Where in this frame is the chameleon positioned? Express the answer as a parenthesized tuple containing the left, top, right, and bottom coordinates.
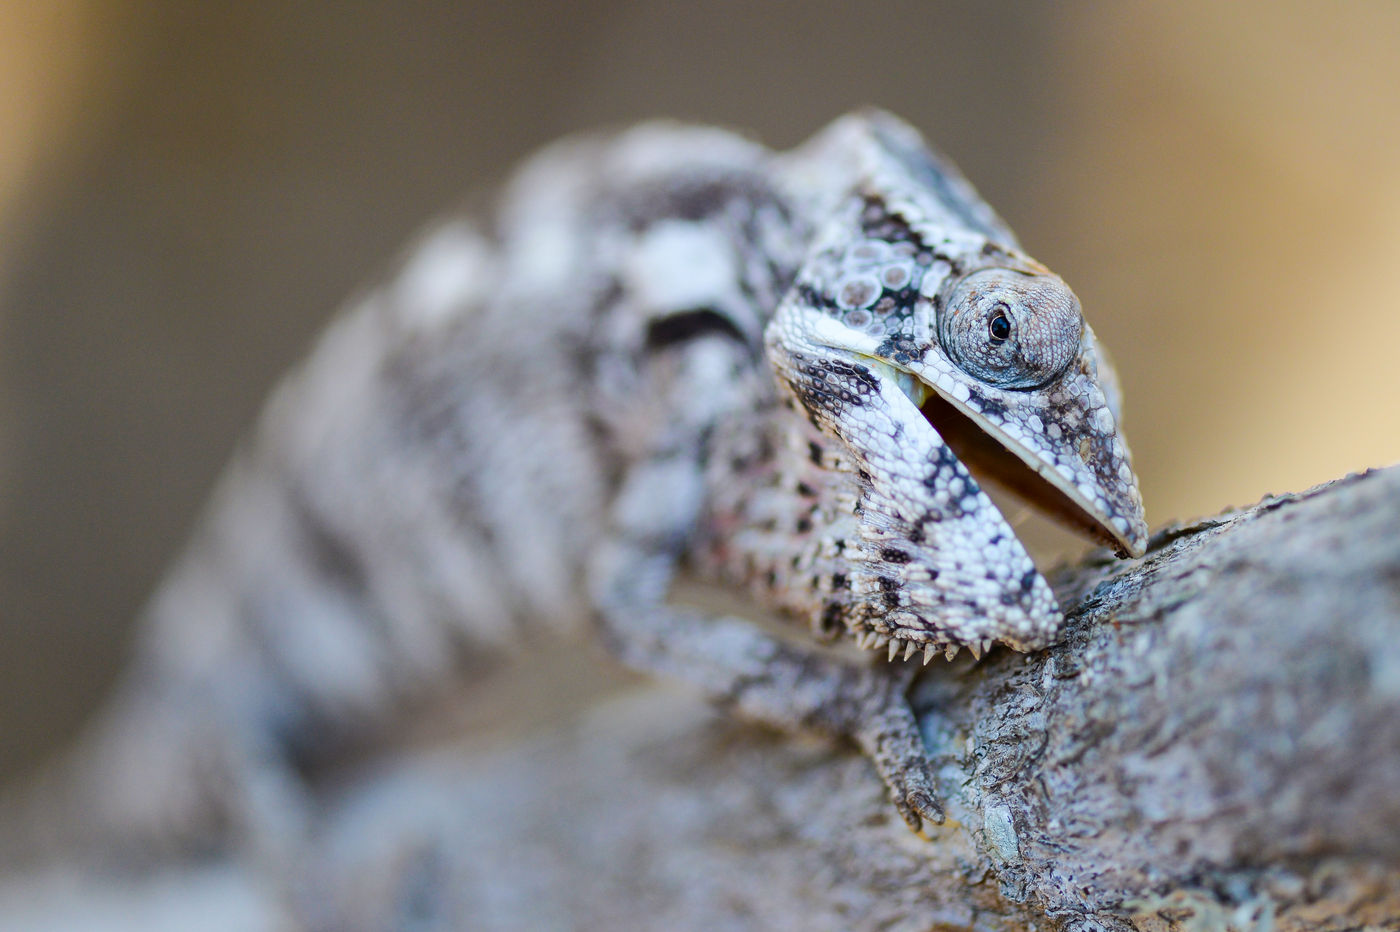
(7, 110, 1146, 870)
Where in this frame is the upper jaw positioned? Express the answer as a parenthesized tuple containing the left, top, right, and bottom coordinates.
(861, 352, 1147, 560)
(901, 353, 1147, 559)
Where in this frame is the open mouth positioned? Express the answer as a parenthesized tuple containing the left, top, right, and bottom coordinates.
(917, 389, 1129, 555)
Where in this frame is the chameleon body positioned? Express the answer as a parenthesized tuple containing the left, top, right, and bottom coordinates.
(15, 111, 1146, 865)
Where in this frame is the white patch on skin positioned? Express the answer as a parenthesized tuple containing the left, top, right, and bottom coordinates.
(394, 222, 492, 328)
(626, 220, 738, 314)
(511, 223, 579, 293)
(806, 313, 881, 356)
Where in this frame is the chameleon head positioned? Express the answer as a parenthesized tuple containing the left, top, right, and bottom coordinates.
(765, 121, 1146, 660)
(768, 252, 1146, 660)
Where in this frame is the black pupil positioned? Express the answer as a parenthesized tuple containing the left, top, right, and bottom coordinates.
(989, 313, 1011, 341)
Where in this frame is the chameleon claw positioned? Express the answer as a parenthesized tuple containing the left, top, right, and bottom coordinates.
(893, 787, 946, 834)
(909, 790, 945, 827)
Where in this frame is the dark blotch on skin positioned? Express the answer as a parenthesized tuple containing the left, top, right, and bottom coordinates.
(755, 432, 774, 463)
(293, 487, 369, 598)
(644, 308, 746, 352)
(881, 547, 911, 564)
(975, 396, 1007, 421)
(857, 195, 922, 247)
(621, 174, 774, 229)
(873, 335, 922, 362)
(795, 282, 824, 308)
(661, 180, 730, 222)
(820, 602, 844, 635)
(823, 358, 880, 395)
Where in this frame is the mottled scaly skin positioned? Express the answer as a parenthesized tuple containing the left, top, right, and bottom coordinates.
(7, 112, 1145, 882)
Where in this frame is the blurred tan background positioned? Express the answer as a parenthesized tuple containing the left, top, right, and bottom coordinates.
(1, 2, 1398, 782)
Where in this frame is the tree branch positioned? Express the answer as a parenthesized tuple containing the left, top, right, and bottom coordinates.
(5, 467, 1399, 931)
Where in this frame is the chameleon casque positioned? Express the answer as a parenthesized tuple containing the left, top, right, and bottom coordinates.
(14, 111, 1146, 867)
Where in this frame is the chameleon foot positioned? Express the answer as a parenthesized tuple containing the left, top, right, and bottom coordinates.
(852, 686, 944, 833)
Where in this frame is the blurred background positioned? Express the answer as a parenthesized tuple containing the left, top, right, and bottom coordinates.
(1, 1, 1398, 783)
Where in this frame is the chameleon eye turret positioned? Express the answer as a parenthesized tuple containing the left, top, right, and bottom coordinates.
(938, 268, 1083, 390)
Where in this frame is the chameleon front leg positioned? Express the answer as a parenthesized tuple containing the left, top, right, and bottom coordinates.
(588, 448, 944, 832)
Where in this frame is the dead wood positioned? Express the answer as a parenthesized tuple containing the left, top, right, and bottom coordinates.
(4, 466, 1400, 931)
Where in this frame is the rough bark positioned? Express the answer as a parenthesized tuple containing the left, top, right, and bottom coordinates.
(4, 466, 1400, 931)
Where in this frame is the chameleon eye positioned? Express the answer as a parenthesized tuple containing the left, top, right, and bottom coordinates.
(988, 311, 1011, 342)
(938, 268, 1082, 390)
